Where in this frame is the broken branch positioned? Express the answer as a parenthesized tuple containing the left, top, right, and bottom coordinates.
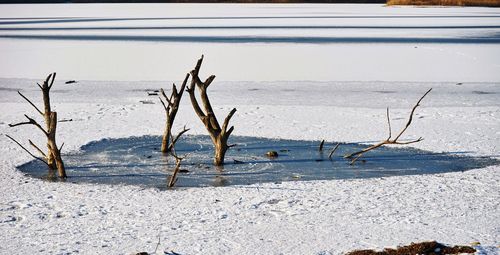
(344, 88, 432, 164)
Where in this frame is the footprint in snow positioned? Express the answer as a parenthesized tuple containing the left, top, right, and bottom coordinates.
(0, 215, 19, 223)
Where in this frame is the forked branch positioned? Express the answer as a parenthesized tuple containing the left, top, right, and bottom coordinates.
(167, 134, 187, 188)
(160, 73, 190, 153)
(167, 125, 190, 152)
(344, 88, 432, 164)
(187, 55, 237, 166)
(167, 156, 183, 188)
(9, 114, 48, 136)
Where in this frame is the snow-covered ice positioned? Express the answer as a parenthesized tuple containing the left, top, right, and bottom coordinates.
(0, 3, 499, 255)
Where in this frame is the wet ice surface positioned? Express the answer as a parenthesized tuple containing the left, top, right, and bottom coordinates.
(18, 135, 498, 189)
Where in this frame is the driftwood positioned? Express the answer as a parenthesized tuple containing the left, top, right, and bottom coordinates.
(159, 73, 190, 153)
(344, 88, 432, 165)
(8, 73, 66, 178)
(187, 55, 237, 166)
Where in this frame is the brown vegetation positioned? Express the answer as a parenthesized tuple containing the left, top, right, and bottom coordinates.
(346, 241, 476, 255)
(387, 0, 500, 7)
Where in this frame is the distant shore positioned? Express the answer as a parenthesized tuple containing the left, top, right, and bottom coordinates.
(387, 0, 500, 7)
(0, 0, 387, 4)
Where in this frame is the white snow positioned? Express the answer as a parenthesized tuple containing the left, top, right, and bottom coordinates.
(0, 3, 499, 255)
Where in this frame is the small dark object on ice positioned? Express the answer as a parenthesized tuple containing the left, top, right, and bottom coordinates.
(266, 151, 278, 158)
(179, 169, 189, 173)
(319, 139, 325, 151)
(345, 241, 476, 255)
(132, 252, 148, 255)
(140, 100, 155, 104)
(65, 80, 77, 84)
(165, 251, 181, 255)
(233, 159, 244, 164)
(147, 92, 159, 96)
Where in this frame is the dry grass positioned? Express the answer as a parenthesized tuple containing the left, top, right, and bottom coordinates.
(387, 0, 500, 7)
(346, 241, 476, 255)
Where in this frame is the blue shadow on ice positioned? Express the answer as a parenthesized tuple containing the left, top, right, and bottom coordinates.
(17, 135, 499, 189)
(2, 34, 500, 44)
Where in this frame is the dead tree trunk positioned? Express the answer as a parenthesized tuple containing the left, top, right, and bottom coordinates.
(159, 73, 190, 153)
(187, 55, 237, 166)
(344, 88, 432, 165)
(8, 73, 66, 178)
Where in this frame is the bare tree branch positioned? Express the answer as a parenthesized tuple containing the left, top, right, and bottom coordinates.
(167, 157, 182, 188)
(167, 137, 186, 188)
(187, 73, 206, 119)
(47, 72, 56, 90)
(160, 73, 190, 153)
(17, 91, 43, 116)
(29, 139, 47, 158)
(344, 88, 432, 164)
(9, 115, 48, 136)
(167, 126, 190, 152)
(221, 108, 237, 134)
(319, 140, 325, 152)
(5, 134, 49, 166)
(160, 88, 173, 108)
(159, 96, 169, 114)
(393, 88, 432, 142)
(386, 107, 392, 140)
(328, 143, 341, 159)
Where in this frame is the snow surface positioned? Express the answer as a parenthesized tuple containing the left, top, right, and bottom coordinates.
(0, 3, 499, 255)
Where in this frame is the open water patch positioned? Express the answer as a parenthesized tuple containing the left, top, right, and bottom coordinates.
(17, 135, 498, 189)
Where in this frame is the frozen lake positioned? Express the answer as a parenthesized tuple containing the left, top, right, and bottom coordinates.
(1, 4, 500, 82)
(18, 135, 498, 189)
(1, 4, 500, 255)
